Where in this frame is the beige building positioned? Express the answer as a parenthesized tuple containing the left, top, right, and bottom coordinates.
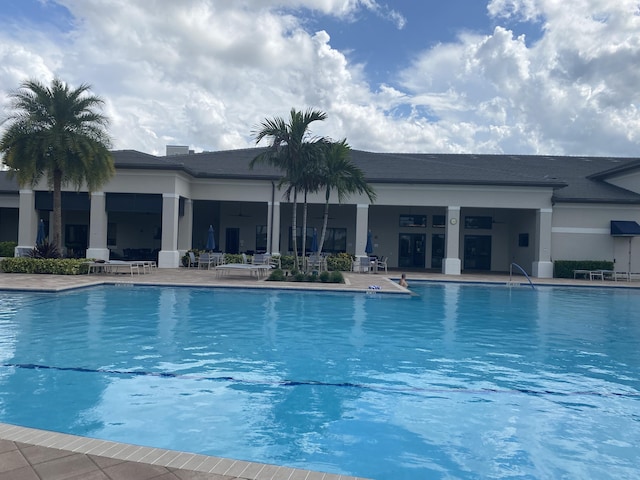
(1, 146, 640, 278)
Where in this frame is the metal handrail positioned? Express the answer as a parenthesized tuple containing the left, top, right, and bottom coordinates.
(510, 263, 535, 290)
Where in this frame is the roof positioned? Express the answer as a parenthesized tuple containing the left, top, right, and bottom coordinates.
(2, 149, 640, 204)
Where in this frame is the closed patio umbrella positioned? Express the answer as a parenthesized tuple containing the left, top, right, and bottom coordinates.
(206, 225, 216, 251)
(36, 219, 46, 245)
(365, 230, 373, 255)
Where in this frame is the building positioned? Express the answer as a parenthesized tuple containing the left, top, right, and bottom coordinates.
(1, 146, 640, 277)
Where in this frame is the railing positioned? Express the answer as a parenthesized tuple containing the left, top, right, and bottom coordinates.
(509, 263, 535, 290)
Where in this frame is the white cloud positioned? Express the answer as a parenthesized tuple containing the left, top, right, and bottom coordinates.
(398, 0, 640, 154)
(0, 0, 638, 156)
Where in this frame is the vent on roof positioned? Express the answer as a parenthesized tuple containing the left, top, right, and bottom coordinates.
(166, 145, 194, 156)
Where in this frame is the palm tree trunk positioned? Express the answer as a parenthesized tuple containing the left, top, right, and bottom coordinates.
(52, 169, 63, 254)
(292, 189, 299, 270)
(301, 190, 308, 262)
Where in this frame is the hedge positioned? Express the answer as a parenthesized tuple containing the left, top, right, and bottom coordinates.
(0, 258, 90, 275)
(0, 242, 17, 257)
(554, 260, 614, 278)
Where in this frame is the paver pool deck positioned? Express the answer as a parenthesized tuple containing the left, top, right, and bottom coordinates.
(0, 268, 637, 479)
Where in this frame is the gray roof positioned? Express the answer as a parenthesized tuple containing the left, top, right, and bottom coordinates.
(2, 149, 640, 204)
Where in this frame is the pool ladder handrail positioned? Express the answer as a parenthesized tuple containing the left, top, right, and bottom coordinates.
(509, 263, 535, 290)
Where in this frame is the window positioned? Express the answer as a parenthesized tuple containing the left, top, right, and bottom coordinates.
(107, 223, 117, 246)
(288, 226, 314, 254)
(464, 216, 493, 229)
(432, 215, 446, 228)
(399, 214, 427, 227)
(288, 227, 347, 253)
(256, 225, 267, 253)
(323, 228, 347, 253)
(518, 233, 529, 247)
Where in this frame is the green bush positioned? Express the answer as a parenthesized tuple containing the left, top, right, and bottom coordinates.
(329, 270, 345, 283)
(554, 260, 614, 278)
(224, 253, 245, 264)
(326, 252, 354, 271)
(0, 242, 17, 257)
(267, 268, 286, 281)
(319, 271, 331, 283)
(0, 257, 90, 275)
(279, 255, 296, 271)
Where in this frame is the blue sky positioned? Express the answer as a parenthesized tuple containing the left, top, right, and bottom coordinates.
(1, 1, 639, 157)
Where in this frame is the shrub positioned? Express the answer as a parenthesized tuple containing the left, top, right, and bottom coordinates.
(279, 255, 296, 271)
(0, 258, 89, 275)
(329, 270, 345, 283)
(0, 242, 17, 257)
(554, 260, 614, 278)
(293, 271, 306, 282)
(319, 271, 331, 283)
(26, 240, 61, 259)
(267, 269, 286, 281)
(326, 252, 354, 271)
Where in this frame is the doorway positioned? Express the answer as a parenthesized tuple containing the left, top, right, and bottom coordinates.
(464, 235, 492, 270)
(431, 233, 445, 269)
(398, 233, 426, 268)
(225, 228, 240, 254)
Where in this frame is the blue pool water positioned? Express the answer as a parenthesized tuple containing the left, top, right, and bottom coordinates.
(0, 283, 639, 479)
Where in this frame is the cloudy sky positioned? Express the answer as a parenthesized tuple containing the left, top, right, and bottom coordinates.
(1, 0, 639, 157)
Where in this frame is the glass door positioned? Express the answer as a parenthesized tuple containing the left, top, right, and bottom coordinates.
(398, 233, 426, 268)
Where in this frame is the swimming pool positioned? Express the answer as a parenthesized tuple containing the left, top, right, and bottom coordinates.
(0, 283, 639, 479)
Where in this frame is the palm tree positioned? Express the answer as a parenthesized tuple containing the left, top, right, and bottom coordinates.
(251, 108, 327, 270)
(317, 140, 376, 255)
(0, 78, 114, 253)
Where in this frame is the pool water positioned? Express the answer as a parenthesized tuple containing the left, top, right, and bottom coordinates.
(0, 283, 639, 479)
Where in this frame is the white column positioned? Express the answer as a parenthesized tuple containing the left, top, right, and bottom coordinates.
(355, 204, 369, 257)
(16, 189, 37, 256)
(86, 192, 110, 261)
(268, 201, 281, 255)
(443, 206, 461, 275)
(177, 198, 193, 254)
(158, 193, 180, 268)
(532, 208, 554, 278)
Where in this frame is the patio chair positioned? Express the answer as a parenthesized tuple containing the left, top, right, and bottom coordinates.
(211, 252, 226, 266)
(376, 256, 388, 273)
(188, 251, 198, 268)
(306, 254, 326, 272)
(198, 252, 214, 270)
(357, 256, 371, 273)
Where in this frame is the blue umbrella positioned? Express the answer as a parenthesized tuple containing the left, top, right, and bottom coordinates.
(206, 225, 216, 251)
(36, 219, 46, 245)
(310, 228, 318, 253)
(365, 230, 373, 255)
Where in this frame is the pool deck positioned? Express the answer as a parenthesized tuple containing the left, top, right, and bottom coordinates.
(0, 268, 638, 480)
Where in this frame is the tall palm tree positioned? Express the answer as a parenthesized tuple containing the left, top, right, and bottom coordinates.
(251, 108, 327, 270)
(317, 140, 376, 255)
(0, 78, 114, 253)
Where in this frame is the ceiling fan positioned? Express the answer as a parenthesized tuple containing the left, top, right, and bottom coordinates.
(230, 205, 252, 217)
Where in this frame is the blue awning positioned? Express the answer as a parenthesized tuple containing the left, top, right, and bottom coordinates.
(610, 220, 640, 236)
